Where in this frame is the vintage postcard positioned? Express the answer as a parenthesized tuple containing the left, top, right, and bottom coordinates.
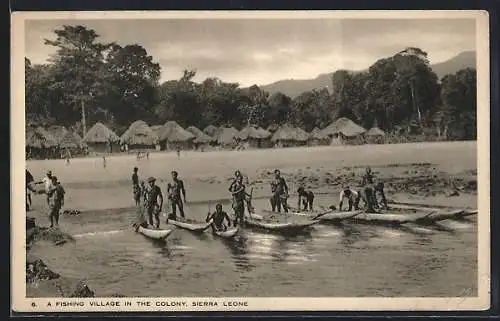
(11, 10, 490, 312)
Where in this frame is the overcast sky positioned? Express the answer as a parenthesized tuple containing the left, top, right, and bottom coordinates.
(25, 18, 476, 87)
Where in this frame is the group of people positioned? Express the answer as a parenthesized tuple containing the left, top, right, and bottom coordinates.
(25, 169, 66, 228)
(337, 167, 388, 212)
(132, 167, 187, 229)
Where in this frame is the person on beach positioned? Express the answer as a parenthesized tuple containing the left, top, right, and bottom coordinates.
(26, 169, 35, 211)
(361, 167, 377, 213)
(34, 170, 54, 206)
(167, 171, 186, 220)
(206, 203, 232, 232)
(270, 169, 289, 213)
(102, 156, 107, 168)
(374, 182, 389, 210)
(64, 149, 72, 165)
(132, 167, 141, 206)
(47, 176, 65, 229)
(297, 187, 315, 212)
(229, 170, 250, 226)
(176, 146, 181, 159)
(338, 186, 362, 212)
(145, 177, 163, 229)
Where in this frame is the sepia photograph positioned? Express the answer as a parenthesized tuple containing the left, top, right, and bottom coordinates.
(11, 10, 490, 312)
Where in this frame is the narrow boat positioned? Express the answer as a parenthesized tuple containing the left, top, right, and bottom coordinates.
(135, 225, 173, 240)
(415, 209, 478, 224)
(168, 219, 214, 233)
(348, 212, 433, 225)
(213, 226, 239, 238)
(244, 218, 319, 233)
(316, 210, 363, 222)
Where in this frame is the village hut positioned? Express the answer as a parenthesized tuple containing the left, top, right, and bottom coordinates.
(26, 126, 59, 159)
(319, 117, 366, 145)
(82, 122, 120, 153)
(267, 123, 280, 134)
(203, 124, 221, 137)
(46, 125, 86, 157)
(364, 126, 386, 144)
(186, 126, 214, 150)
(307, 127, 330, 146)
(271, 124, 309, 148)
(216, 127, 239, 149)
(235, 125, 272, 149)
(120, 120, 159, 151)
(157, 121, 195, 151)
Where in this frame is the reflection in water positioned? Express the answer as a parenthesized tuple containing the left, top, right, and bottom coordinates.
(220, 233, 255, 272)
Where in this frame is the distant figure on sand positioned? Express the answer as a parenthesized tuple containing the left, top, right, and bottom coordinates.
(339, 186, 362, 211)
(132, 167, 141, 207)
(26, 169, 35, 211)
(297, 187, 315, 212)
(176, 146, 181, 159)
(47, 176, 65, 229)
(229, 170, 250, 226)
(64, 149, 72, 165)
(34, 170, 54, 206)
(206, 203, 232, 232)
(102, 156, 107, 168)
(144, 177, 163, 229)
(270, 169, 289, 213)
(167, 171, 186, 220)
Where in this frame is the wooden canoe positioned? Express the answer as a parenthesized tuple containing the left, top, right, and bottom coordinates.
(316, 210, 363, 222)
(348, 212, 433, 225)
(168, 219, 213, 232)
(415, 209, 478, 224)
(244, 218, 319, 233)
(136, 226, 173, 240)
(213, 226, 239, 238)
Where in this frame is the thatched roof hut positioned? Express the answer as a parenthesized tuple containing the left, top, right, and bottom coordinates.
(267, 123, 280, 133)
(26, 126, 58, 149)
(186, 126, 213, 144)
(120, 120, 158, 146)
(203, 125, 220, 137)
(271, 124, 309, 143)
(158, 121, 195, 143)
(82, 122, 119, 143)
(319, 117, 366, 138)
(236, 125, 271, 140)
(309, 127, 329, 140)
(216, 127, 239, 146)
(60, 131, 85, 149)
(365, 126, 386, 137)
(150, 125, 163, 138)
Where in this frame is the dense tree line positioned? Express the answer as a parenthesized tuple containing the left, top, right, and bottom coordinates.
(26, 26, 477, 140)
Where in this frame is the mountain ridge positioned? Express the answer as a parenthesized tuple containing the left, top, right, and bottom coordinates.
(250, 51, 476, 98)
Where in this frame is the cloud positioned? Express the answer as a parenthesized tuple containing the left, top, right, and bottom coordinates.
(24, 18, 476, 87)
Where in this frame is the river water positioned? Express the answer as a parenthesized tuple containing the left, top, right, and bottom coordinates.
(28, 197, 477, 298)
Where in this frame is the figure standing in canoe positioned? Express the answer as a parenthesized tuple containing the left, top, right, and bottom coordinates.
(270, 169, 289, 213)
(167, 171, 187, 220)
(229, 170, 251, 226)
(144, 177, 163, 229)
(206, 203, 232, 232)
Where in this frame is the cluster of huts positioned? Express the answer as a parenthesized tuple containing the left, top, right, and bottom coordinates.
(25, 117, 386, 160)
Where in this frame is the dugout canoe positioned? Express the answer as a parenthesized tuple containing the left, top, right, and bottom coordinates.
(244, 218, 319, 233)
(347, 212, 434, 225)
(136, 225, 173, 240)
(213, 226, 239, 238)
(168, 219, 214, 233)
(415, 209, 478, 224)
(316, 210, 363, 222)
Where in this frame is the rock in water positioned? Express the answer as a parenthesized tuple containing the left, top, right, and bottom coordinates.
(70, 281, 95, 298)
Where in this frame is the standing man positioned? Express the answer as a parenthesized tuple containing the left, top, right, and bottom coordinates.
(34, 170, 54, 206)
(26, 169, 35, 211)
(167, 171, 187, 220)
(144, 177, 163, 229)
(338, 186, 362, 211)
(47, 176, 65, 229)
(132, 167, 141, 207)
(229, 170, 248, 226)
(270, 169, 289, 213)
(361, 167, 376, 213)
(297, 186, 315, 212)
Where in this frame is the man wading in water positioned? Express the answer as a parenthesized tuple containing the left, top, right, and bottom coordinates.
(132, 167, 141, 207)
(47, 176, 65, 229)
(167, 171, 186, 220)
(229, 170, 250, 226)
(145, 177, 163, 229)
(270, 169, 289, 213)
(206, 204, 232, 232)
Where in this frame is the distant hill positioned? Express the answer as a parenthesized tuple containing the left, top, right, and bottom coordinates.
(254, 51, 476, 98)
